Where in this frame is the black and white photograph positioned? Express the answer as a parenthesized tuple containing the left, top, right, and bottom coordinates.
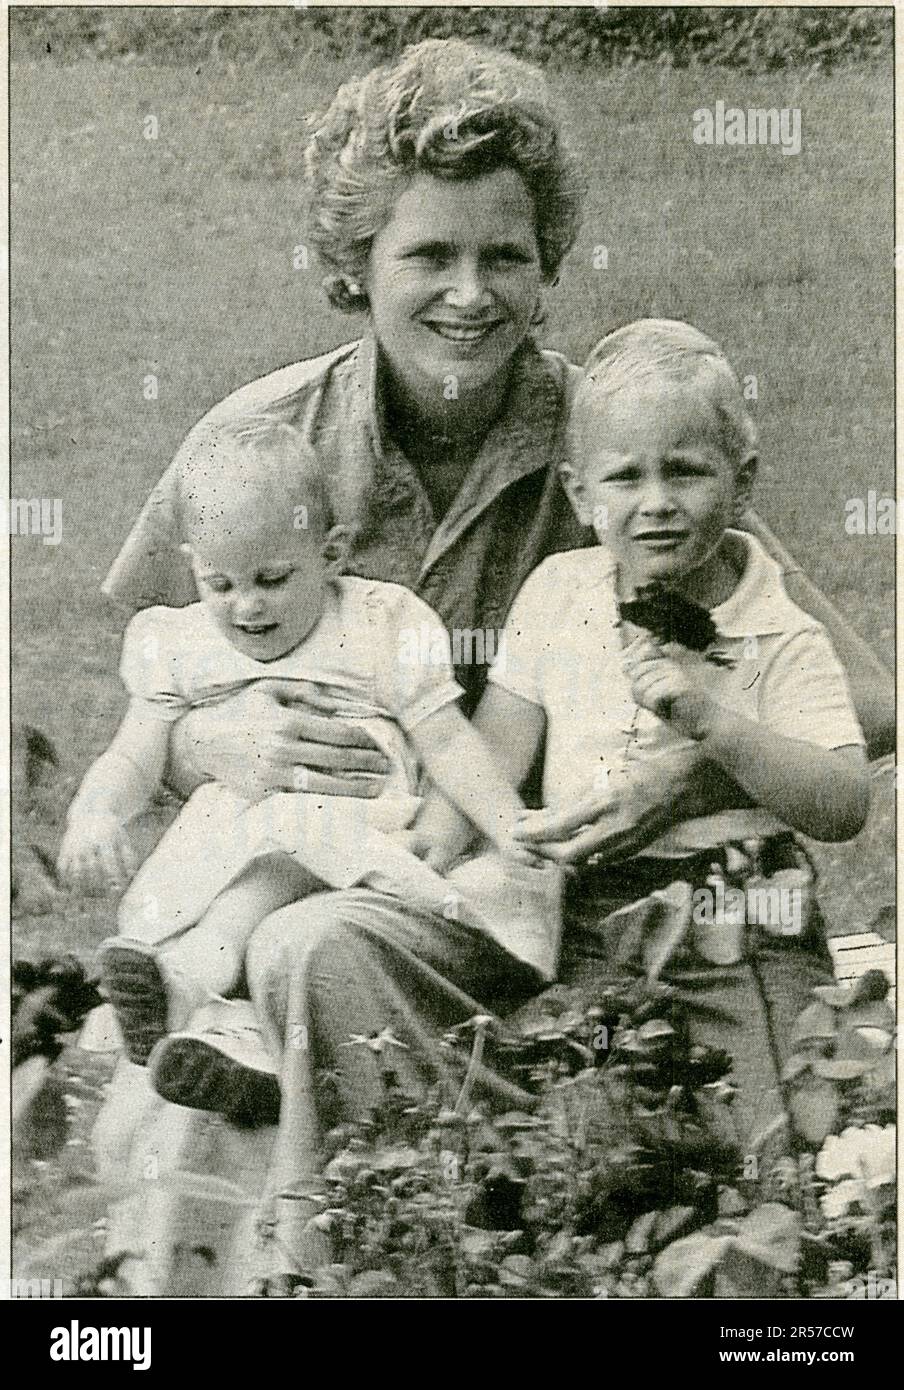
(6, 1, 898, 1321)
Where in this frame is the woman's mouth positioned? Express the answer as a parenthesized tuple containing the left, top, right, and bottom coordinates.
(421, 318, 503, 345)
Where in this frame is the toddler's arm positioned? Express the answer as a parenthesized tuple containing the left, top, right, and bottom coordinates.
(58, 704, 169, 893)
(407, 692, 546, 869)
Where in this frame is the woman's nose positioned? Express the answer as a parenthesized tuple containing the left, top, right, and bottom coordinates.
(444, 258, 491, 312)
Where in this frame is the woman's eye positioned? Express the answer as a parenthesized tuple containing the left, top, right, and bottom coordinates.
(205, 578, 231, 594)
(489, 249, 533, 267)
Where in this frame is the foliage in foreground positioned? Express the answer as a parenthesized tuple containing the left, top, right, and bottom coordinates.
(278, 973, 895, 1298)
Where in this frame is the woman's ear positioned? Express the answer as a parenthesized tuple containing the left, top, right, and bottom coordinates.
(322, 525, 352, 575)
(559, 461, 593, 527)
(179, 541, 194, 559)
(733, 452, 758, 522)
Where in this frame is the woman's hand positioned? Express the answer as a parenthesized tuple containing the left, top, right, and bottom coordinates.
(512, 747, 744, 866)
(58, 812, 139, 896)
(512, 780, 672, 866)
(167, 680, 391, 803)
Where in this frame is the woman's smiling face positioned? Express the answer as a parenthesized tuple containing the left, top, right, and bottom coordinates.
(364, 168, 543, 400)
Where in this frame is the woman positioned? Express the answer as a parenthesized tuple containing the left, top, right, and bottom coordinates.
(101, 39, 892, 1291)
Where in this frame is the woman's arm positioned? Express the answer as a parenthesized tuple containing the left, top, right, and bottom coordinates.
(744, 510, 894, 760)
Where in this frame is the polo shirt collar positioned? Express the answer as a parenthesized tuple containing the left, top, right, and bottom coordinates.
(712, 530, 805, 639)
(586, 530, 803, 641)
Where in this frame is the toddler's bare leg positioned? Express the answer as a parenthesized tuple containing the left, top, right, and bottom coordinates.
(162, 853, 322, 997)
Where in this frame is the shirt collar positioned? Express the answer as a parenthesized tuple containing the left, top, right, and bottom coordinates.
(582, 530, 806, 641)
(345, 332, 571, 575)
(711, 530, 808, 639)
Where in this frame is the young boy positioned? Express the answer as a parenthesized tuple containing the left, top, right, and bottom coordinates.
(420, 318, 869, 878)
(59, 415, 551, 1095)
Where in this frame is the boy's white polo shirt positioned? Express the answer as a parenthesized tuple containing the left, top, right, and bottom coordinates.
(489, 532, 864, 848)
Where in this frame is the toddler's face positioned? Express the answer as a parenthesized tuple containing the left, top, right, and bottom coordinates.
(572, 377, 750, 593)
(186, 514, 336, 662)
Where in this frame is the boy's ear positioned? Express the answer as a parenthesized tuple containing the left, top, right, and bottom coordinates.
(322, 525, 352, 573)
(559, 461, 593, 527)
(733, 452, 758, 519)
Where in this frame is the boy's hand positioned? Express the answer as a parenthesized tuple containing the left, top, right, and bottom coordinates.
(58, 813, 139, 896)
(622, 637, 720, 741)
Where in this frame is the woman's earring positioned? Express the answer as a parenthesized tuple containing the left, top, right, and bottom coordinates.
(345, 281, 362, 298)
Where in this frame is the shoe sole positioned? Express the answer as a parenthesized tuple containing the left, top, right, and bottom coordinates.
(100, 946, 169, 1066)
(149, 1035, 281, 1126)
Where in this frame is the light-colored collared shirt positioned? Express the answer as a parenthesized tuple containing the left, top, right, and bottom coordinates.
(103, 335, 589, 712)
(489, 533, 865, 850)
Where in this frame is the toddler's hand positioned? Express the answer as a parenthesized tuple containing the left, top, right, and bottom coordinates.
(622, 637, 718, 741)
(500, 820, 551, 869)
(58, 813, 138, 896)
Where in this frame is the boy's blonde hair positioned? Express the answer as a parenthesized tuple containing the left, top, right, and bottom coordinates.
(571, 318, 758, 472)
(175, 415, 334, 544)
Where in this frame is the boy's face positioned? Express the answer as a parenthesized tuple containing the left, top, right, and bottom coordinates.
(570, 377, 753, 593)
(186, 511, 343, 663)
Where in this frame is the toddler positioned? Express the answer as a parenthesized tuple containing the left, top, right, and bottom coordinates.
(60, 416, 550, 1100)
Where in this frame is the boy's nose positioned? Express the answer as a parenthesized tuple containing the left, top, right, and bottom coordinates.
(638, 480, 677, 515)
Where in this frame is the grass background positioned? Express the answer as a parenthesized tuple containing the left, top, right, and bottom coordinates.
(12, 48, 895, 944)
(9, 14, 895, 1286)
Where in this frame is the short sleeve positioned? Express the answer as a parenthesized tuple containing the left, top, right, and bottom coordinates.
(759, 627, 865, 750)
(370, 586, 464, 732)
(487, 558, 560, 708)
(103, 457, 198, 611)
(119, 607, 190, 722)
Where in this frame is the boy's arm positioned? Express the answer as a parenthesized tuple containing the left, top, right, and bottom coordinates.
(408, 688, 546, 865)
(625, 640, 871, 842)
(744, 510, 894, 759)
(697, 717, 869, 842)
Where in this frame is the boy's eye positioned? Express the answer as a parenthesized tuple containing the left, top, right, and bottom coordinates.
(258, 572, 291, 589)
(603, 469, 641, 485)
(666, 460, 712, 479)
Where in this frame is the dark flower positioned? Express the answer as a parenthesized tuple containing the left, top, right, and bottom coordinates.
(618, 585, 718, 652)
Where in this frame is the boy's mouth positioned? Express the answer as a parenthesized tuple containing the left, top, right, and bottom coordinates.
(235, 622, 278, 636)
(633, 529, 687, 551)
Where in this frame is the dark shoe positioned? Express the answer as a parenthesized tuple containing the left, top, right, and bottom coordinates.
(148, 1001, 280, 1125)
(99, 941, 170, 1065)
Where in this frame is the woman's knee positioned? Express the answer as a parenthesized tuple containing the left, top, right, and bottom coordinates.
(245, 891, 358, 987)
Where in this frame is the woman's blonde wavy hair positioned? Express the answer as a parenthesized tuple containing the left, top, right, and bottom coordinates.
(304, 38, 584, 313)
